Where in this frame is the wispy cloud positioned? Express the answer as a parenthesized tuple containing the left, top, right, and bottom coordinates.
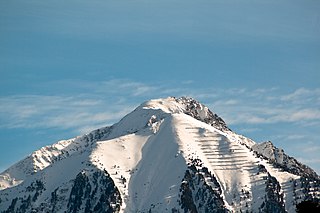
(1, 80, 319, 133)
(100, 79, 158, 97)
(281, 88, 320, 104)
(301, 146, 320, 154)
(0, 80, 319, 144)
(297, 158, 320, 164)
(203, 87, 320, 126)
(238, 128, 261, 133)
(284, 134, 307, 141)
(0, 79, 319, 173)
(0, 94, 133, 133)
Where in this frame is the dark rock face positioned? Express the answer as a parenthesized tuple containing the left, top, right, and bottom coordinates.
(67, 169, 122, 213)
(176, 97, 230, 131)
(296, 200, 320, 212)
(2, 179, 46, 213)
(178, 160, 228, 213)
(298, 176, 320, 205)
(79, 126, 112, 145)
(264, 173, 286, 213)
(1, 169, 121, 213)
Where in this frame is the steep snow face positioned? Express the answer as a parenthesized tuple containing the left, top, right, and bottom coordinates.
(0, 97, 319, 213)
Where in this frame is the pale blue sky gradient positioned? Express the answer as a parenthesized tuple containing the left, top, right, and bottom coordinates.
(1, 0, 320, 173)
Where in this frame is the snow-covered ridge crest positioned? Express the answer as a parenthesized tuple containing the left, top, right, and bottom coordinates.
(142, 96, 229, 131)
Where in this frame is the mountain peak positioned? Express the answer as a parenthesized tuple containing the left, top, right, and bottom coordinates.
(142, 96, 229, 131)
(1, 97, 319, 213)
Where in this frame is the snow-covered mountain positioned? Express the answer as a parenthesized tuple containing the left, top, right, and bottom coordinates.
(0, 97, 319, 213)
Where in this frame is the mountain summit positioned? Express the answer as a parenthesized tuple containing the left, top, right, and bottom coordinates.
(0, 97, 319, 213)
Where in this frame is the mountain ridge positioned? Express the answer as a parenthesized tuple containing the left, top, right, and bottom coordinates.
(0, 97, 319, 212)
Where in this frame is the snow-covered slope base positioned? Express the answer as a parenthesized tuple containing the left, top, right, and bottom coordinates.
(0, 97, 319, 213)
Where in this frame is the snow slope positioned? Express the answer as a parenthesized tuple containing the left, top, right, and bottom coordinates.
(0, 97, 319, 213)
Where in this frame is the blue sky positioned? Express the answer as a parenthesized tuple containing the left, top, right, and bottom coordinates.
(1, 0, 319, 173)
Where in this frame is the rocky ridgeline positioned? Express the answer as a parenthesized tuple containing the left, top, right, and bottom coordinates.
(176, 97, 230, 131)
